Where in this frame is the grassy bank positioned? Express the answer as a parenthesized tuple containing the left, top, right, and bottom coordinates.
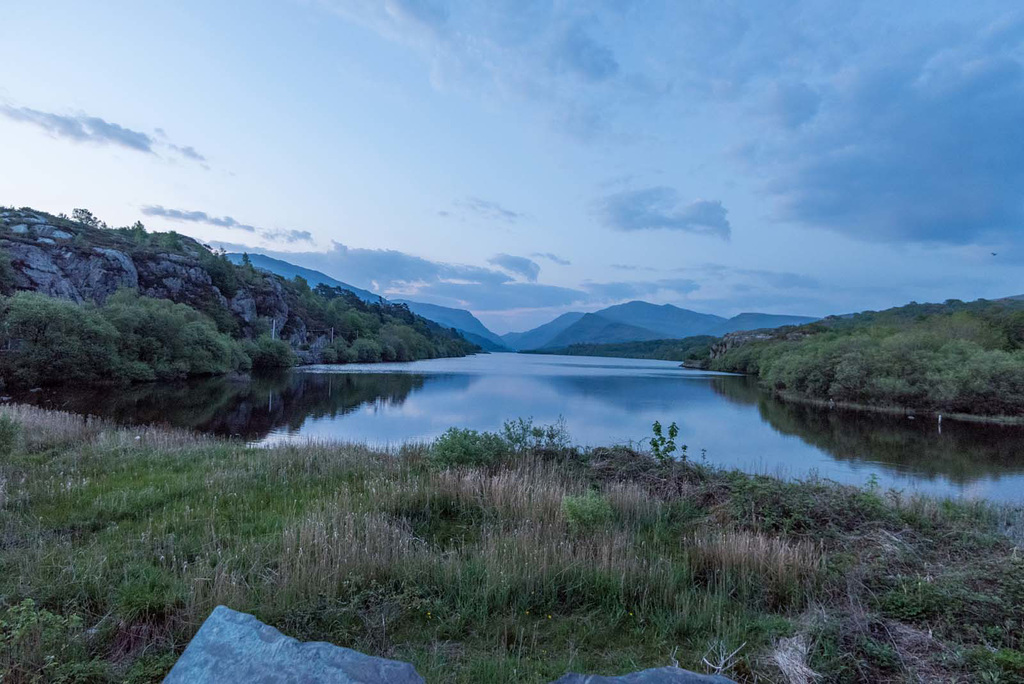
(1, 406, 1022, 683)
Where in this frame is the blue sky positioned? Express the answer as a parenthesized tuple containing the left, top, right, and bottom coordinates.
(2, 0, 1021, 332)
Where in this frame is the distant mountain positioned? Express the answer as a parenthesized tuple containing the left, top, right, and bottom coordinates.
(708, 312, 818, 335)
(508, 301, 818, 350)
(596, 301, 726, 338)
(227, 253, 380, 303)
(502, 312, 586, 350)
(393, 300, 510, 351)
(541, 313, 665, 348)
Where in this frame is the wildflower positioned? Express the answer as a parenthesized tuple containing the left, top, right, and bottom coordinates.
(547, 614, 552, 619)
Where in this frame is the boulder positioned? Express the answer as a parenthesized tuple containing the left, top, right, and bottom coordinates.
(552, 666, 736, 683)
(164, 605, 425, 684)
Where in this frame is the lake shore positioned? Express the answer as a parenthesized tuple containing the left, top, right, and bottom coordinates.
(1, 403, 1022, 683)
(679, 364, 1024, 426)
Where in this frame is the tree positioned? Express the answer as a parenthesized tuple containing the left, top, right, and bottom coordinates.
(72, 208, 100, 228)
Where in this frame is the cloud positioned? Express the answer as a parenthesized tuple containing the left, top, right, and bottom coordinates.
(0, 104, 207, 164)
(451, 197, 523, 223)
(141, 205, 312, 244)
(314, 1, 642, 140)
(168, 144, 207, 163)
(531, 252, 571, 266)
(748, 12, 1024, 245)
(488, 253, 540, 281)
(597, 187, 731, 238)
(0, 105, 154, 153)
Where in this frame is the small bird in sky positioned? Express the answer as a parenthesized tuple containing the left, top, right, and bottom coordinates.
(992, 252, 998, 256)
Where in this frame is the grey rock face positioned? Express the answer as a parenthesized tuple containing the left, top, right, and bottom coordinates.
(164, 606, 425, 684)
(552, 666, 736, 684)
(10, 224, 28, 234)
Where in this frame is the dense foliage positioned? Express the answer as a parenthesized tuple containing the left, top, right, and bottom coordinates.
(284, 277, 478, 364)
(533, 336, 715, 362)
(0, 291, 264, 386)
(711, 298, 1024, 416)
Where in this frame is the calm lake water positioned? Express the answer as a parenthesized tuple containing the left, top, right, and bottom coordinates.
(15, 353, 1024, 502)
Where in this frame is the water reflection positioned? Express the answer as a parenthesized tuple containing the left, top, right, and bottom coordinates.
(709, 375, 1024, 485)
(10, 353, 1024, 501)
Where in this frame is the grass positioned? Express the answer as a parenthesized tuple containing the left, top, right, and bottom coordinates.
(0, 406, 1022, 682)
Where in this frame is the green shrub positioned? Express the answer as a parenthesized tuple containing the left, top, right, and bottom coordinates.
(562, 490, 613, 532)
(244, 335, 297, 369)
(0, 414, 19, 456)
(501, 416, 571, 453)
(429, 427, 508, 467)
(0, 599, 106, 682)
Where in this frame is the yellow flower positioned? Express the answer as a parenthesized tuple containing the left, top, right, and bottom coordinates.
(547, 615, 552, 619)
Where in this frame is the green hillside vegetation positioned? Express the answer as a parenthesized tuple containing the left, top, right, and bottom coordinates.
(1, 405, 1022, 682)
(711, 298, 1024, 417)
(531, 336, 715, 362)
(0, 208, 478, 387)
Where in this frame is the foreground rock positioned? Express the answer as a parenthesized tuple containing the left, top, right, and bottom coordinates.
(166, 606, 736, 683)
(164, 606, 425, 683)
(553, 667, 736, 683)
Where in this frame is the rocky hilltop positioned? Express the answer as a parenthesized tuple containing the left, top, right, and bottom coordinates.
(0, 207, 473, 363)
(0, 207, 309, 340)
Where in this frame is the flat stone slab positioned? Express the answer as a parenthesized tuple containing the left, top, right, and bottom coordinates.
(552, 666, 736, 683)
(163, 605, 425, 684)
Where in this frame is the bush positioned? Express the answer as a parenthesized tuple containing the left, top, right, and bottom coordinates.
(429, 427, 509, 467)
(351, 338, 383, 363)
(244, 336, 297, 370)
(501, 416, 571, 453)
(562, 490, 613, 532)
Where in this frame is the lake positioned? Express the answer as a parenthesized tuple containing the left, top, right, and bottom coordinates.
(13, 352, 1024, 502)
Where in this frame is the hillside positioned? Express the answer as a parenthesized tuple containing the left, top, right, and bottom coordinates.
(502, 311, 586, 350)
(0, 207, 477, 386)
(596, 301, 725, 338)
(541, 313, 664, 348)
(393, 300, 510, 351)
(709, 312, 818, 335)
(227, 252, 379, 303)
(709, 297, 1024, 417)
(228, 252, 510, 352)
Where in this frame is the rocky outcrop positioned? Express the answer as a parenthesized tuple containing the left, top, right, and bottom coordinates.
(710, 327, 812, 360)
(164, 606, 425, 684)
(0, 208, 293, 341)
(167, 606, 737, 684)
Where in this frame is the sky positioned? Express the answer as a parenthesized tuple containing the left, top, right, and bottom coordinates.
(2, 0, 1022, 333)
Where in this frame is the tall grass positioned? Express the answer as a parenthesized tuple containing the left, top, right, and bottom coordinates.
(0, 407, 1021, 683)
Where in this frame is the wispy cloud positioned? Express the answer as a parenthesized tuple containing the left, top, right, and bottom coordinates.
(448, 197, 523, 223)
(141, 205, 312, 244)
(532, 252, 571, 266)
(1, 105, 154, 153)
(0, 104, 207, 164)
(597, 187, 731, 239)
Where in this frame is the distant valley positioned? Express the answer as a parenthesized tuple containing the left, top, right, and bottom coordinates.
(234, 252, 818, 351)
